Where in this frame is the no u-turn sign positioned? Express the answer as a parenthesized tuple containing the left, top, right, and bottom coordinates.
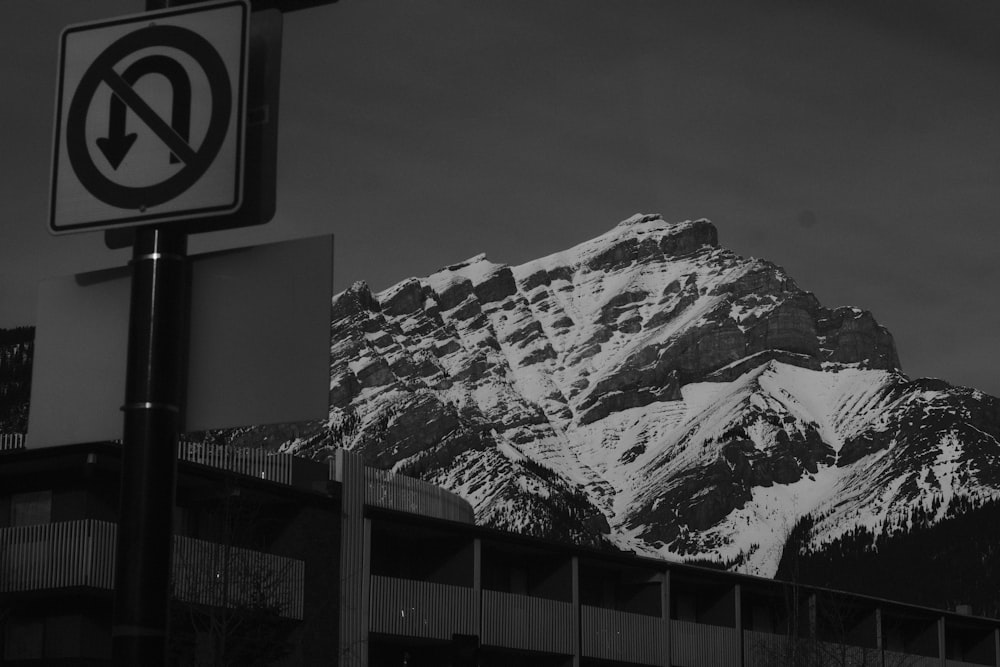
(50, 0, 249, 234)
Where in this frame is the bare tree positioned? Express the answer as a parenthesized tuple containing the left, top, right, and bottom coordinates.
(169, 476, 298, 667)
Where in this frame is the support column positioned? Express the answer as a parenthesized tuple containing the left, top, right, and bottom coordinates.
(808, 593, 817, 639)
(875, 608, 885, 667)
(938, 616, 946, 667)
(361, 517, 372, 658)
(571, 555, 580, 667)
(662, 569, 671, 667)
(335, 450, 368, 667)
(734, 584, 743, 667)
(807, 592, 819, 666)
(473, 538, 482, 633)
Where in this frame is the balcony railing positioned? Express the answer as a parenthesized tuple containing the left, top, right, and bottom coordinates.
(481, 590, 575, 654)
(0, 519, 115, 591)
(744, 630, 884, 667)
(362, 467, 474, 524)
(0, 520, 304, 619)
(173, 534, 305, 619)
(1, 436, 297, 485)
(884, 651, 939, 667)
(177, 442, 294, 485)
(369, 575, 478, 640)
(671, 619, 740, 667)
(815, 640, 882, 666)
(581, 605, 667, 665)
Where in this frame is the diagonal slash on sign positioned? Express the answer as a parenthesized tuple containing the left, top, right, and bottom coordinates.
(65, 24, 233, 210)
(98, 55, 192, 168)
(100, 66, 198, 166)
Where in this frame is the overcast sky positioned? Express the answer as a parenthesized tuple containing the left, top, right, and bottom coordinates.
(2, 0, 999, 395)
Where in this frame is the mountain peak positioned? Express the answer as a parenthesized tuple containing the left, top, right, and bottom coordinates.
(442, 252, 490, 271)
(600, 213, 717, 247)
(331, 280, 380, 320)
(616, 212, 665, 227)
(301, 213, 976, 577)
(428, 253, 506, 289)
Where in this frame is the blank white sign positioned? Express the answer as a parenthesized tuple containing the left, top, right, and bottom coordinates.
(27, 234, 333, 448)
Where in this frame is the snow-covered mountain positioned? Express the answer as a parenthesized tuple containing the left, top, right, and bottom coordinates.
(283, 214, 1000, 577)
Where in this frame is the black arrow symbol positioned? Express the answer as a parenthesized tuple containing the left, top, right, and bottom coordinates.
(97, 55, 192, 170)
(96, 97, 137, 169)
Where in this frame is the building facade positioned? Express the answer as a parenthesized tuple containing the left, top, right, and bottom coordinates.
(335, 450, 1000, 667)
(0, 439, 340, 665)
(2, 435, 1000, 666)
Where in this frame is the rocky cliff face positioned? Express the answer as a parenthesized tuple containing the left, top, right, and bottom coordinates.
(282, 214, 1000, 575)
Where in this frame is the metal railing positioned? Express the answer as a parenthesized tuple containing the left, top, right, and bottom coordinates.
(362, 467, 474, 523)
(0, 520, 304, 619)
(369, 575, 478, 640)
(177, 441, 294, 485)
(173, 534, 305, 619)
(481, 589, 576, 654)
(0, 433, 25, 451)
(581, 604, 668, 665)
(671, 619, 741, 667)
(744, 630, 884, 667)
(0, 519, 115, 591)
(883, 651, 940, 667)
(1, 436, 297, 485)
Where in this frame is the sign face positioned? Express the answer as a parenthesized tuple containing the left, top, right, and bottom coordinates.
(50, 0, 249, 234)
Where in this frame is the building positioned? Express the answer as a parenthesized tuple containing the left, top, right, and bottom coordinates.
(0, 438, 340, 665)
(334, 452, 1000, 667)
(2, 434, 1000, 666)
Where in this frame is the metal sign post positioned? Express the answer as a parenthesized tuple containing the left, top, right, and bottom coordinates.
(113, 225, 189, 665)
(104, 2, 244, 664)
(42, 0, 333, 662)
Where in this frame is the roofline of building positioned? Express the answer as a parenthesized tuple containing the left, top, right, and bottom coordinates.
(1, 441, 341, 508)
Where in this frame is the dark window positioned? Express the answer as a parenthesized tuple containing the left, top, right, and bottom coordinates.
(45, 615, 79, 658)
(11, 490, 52, 526)
(481, 544, 572, 601)
(5, 617, 43, 660)
(173, 505, 190, 536)
(369, 520, 474, 586)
